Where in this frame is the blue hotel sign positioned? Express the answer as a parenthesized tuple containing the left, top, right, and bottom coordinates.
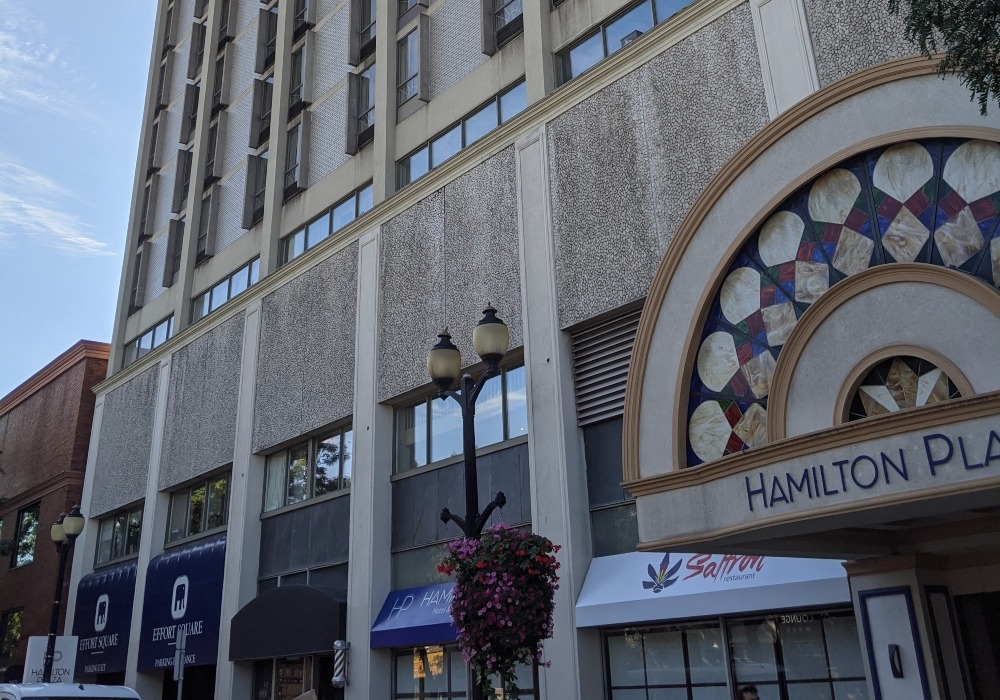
(744, 422, 1000, 512)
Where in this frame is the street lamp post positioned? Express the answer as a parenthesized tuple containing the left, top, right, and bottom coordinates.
(427, 306, 511, 540)
(43, 504, 85, 683)
(427, 306, 510, 700)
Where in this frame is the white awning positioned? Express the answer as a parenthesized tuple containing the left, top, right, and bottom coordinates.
(575, 552, 850, 628)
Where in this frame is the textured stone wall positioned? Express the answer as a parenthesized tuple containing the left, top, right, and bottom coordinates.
(253, 242, 359, 453)
(91, 366, 160, 516)
(160, 315, 245, 488)
(428, 0, 489, 100)
(546, 3, 769, 327)
(803, 0, 916, 88)
(377, 147, 522, 401)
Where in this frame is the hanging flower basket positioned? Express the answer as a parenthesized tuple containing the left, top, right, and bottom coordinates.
(437, 525, 561, 699)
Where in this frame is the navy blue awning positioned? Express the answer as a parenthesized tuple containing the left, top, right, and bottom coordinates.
(370, 583, 456, 649)
(137, 534, 227, 671)
(73, 560, 137, 675)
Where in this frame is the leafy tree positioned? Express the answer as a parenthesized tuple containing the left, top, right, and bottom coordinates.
(888, 0, 1000, 114)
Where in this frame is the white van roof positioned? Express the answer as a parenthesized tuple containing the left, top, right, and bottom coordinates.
(0, 684, 141, 699)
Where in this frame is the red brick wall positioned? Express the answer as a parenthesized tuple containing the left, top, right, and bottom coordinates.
(0, 350, 108, 675)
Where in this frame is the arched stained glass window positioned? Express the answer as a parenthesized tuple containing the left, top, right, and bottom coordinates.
(687, 138, 1000, 467)
(848, 356, 961, 422)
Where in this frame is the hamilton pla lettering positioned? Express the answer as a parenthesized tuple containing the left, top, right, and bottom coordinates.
(744, 426, 1000, 512)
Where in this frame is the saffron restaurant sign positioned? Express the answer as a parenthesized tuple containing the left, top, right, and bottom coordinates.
(635, 411, 1000, 545)
(575, 551, 849, 627)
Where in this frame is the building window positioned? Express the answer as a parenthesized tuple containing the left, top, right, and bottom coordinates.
(280, 183, 373, 265)
(155, 58, 169, 111)
(11, 503, 40, 568)
(848, 356, 962, 421)
(395, 364, 527, 472)
(397, 80, 526, 188)
(251, 76, 274, 148)
(359, 0, 377, 59)
(355, 63, 376, 149)
(173, 148, 194, 213)
(0, 610, 22, 660)
(244, 150, 269, 227)
(397, 31, 419, 105)
(196, 187, 218, 261)
(162, 3, 177, 52)
(558, 0, 693, 83)
(293, 0, 315, 36)
(493, 0, 523, 46)
(264, 426, 353, 512)
(398, 0, 425, 16)
(147, 120, 161, 175)
(284, 120, 308, 199)
(163, 220, 185, 287)
(123, 315, 174, 368)
(289, 43, 311, 116)
(138, 181, 154, 242)
(219, 0, 238, 45)
(129, 250, 144, 313)
(95, 506, 143, 565)
(188, 21, 207, 79)
(195, 0, 209, 19)
(205, 117, 221, 185)
(181, 83, 201, 143)
(166, 473, 231, 543)
(728, 611, 867, 698)
(393, 646, 538, 698)
(257, 6, 280, 73)
(212, 49, 229, 114)
(191, 257, 261, 322)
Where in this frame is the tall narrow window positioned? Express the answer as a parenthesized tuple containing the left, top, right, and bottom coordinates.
(293, 0, 315, 36)
(212, 51, 227, 112)
(0, 610, 23, 660)
(397, 31, 419, 104)
(243, 151, 269, 228)
(155, 60, 169, 111)
(11, 504, 40, 568)
(494, 0, 523, 45)
(357, 63, 376, 144)
(289, 45, 306, 113)
(219, 0, 237, 44)
(162, 3, 177, 52)
(205, 118, 221, 185)
(197, 189, 218, 261)
(138, 183, 153, 241)
(256, 6, 279, 73)
(173, 149, 194, 213)
(360, 0, 376, 53)
(181, 83, 200, 144)
(129, 250, 144, 312)
(284, 122, 303, 197)
(164, 219, 185, 287)
(251, 77, 274, 148)
(188, 21, 207, 79)
(147, 120, 160, 174)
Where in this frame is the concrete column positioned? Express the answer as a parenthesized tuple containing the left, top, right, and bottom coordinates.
(372, 0, 398, 200)
(522, 0, 555, 104)
(749, 0, 819, 118)
(847, 556, 972, 700)
(127, 357, 174, 699)
(344, 226, 394, 700)
(214, 301, 264, 700)
(514, 127, 602, 700)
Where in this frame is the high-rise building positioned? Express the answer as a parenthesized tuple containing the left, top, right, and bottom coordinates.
(70, 0, 1000, 697)
(0, 341, 109, 682)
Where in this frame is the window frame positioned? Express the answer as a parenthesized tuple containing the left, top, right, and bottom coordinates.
(191, 258, 261, 322)
(0, 609, 23, 661)
(94, 505, 144, 567)
(10, 503, 40, 569)
(394, 362, 527, 473)
(279, 182, 373, 265)
(123, 315, 174, 368)
(165, 472, 232, 545)
(263, 425, 354, 513)
(396, 30, 420, 105)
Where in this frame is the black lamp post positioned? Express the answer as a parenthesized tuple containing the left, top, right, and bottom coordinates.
(43, 504, 85, 683)
(427, 305, 510, 540)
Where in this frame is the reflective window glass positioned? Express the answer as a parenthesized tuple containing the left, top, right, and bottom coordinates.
(286, 444, 310, 505)
(210, 279, 229, 311)
(341, 429, 353, 488)
(562, 31, 603, 80)
(167, 492, 188, 542)
(333, 197, 356, 231)
(396, 401, 428, 471)
(430, 395, 463, 463)
(230, 265, 249, 297)
(307, 212, 331, 246)
(358, 184, 373, 214)
(604, 2, 654, 55)
(264, 453, 286, 511)
(430, 125, 461, 168)
(474, 373, 504, 448)
(499, 81, 527, 122)
(464, 102, 498, 146)
(315, 434, 341, 495)
(207, 475, 229, 528)
(505, 365, 528, 439)
(188, 483, 206, 535)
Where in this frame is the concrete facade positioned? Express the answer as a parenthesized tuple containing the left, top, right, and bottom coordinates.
(72, 0, 1000, 697)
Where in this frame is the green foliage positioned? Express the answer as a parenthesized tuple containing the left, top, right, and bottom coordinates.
(888, 0, 1000, 114)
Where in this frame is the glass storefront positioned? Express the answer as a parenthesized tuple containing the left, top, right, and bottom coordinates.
(393, 645, 538, 699)
(604, 610, 868, 700)
(251, 656, 338, 700)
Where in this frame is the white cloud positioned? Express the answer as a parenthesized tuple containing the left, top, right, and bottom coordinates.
(0, 154, 114, 256)
(0, 4, 99, 121)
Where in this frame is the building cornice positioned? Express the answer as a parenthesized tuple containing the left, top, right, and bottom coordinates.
(0, 340, 109, 417)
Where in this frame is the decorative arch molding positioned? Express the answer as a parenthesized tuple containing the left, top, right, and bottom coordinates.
(767, 264, 996, 440)
(623, 55, 1000, 486)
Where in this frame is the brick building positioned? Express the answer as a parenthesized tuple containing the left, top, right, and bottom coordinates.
(0, 341, 109, 681)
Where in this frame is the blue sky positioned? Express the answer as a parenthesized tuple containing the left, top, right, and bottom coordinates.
(0, 1, 156, 397)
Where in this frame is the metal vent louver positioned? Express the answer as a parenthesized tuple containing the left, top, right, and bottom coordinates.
(571, 307, 641, 426)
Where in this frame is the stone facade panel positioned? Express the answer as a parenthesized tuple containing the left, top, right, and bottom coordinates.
(803, 0, 916, 87)
(91, 365, 160, 515)
(160, 315, 245, 489)
(253, 242, 359, 452)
